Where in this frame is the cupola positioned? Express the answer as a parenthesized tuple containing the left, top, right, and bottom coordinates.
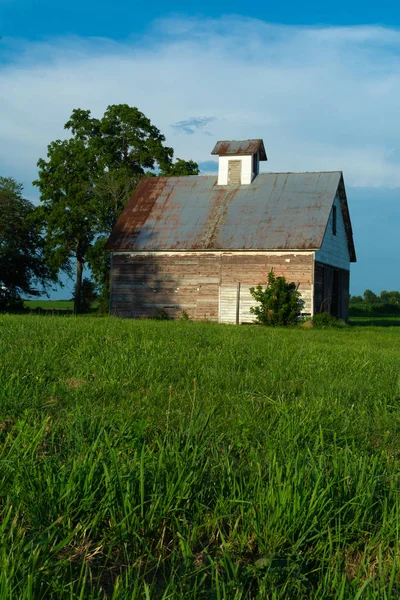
(211, 139, 267, 185)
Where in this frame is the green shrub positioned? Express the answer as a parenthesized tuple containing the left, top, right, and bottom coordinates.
(154, 308, 170, 320)
(250, 271, 304, 326)
(312, 312, 346, 328)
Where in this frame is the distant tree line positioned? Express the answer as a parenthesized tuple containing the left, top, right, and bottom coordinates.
(1, 105, 198, 313)
(350, 290, 400, 305)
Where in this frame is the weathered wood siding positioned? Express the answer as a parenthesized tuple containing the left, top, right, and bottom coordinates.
(228, 160, 241, 185)
(219, 253, 313, 322)
(314, 261, 350, 322)
(110, 252, 314, 321)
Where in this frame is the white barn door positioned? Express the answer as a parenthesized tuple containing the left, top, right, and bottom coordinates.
(219, 283, 258, 325)
(219, 283, 258, 324)
(219, 284, 239, 324)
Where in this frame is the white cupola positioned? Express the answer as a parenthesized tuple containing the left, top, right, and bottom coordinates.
(211, 139, 267, 186)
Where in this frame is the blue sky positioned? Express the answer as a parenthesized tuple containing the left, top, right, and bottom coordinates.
(1, 1, 400, 297)
(2, 0, 400, 38)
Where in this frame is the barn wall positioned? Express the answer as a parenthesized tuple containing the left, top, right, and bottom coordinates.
(110, 251, 314, 321)
(315, 193, 350, 271)
(314, 261, 350, 321)
(219, 253, 313, 322)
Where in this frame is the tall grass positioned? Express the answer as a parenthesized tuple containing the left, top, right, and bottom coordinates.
(1, 315, 400, 598)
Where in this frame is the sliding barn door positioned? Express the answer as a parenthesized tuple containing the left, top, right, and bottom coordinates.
(219, 284, 240, 324)
(219, 283, 257, 324)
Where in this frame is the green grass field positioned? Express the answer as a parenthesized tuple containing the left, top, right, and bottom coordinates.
(24, 299, 74, 311)
(1, 315, 400, 598)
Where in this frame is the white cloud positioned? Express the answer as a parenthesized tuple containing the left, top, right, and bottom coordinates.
(1, 16, 400, 199)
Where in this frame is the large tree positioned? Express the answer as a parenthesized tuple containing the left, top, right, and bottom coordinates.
(35, 105, 199, 313)
(0, 177, 54, 308)
(34, 137, 98, 314)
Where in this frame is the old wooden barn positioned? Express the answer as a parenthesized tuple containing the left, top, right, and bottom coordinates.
(105, 139, 356, 323)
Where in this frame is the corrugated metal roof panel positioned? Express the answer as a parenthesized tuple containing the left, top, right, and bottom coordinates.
(106, 171, 349, 254)
(211, 139, 267, 160)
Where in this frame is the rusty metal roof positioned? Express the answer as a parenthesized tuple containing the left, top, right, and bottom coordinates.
(211, 139, 267, 161)
(105, 172, 356, 261)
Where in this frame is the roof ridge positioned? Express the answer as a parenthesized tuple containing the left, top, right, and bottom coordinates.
(160, 172, 343, 182)
(165, 171, 343, 178)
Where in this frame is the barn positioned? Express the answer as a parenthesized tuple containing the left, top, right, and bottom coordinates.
(105, 139, 356, 323)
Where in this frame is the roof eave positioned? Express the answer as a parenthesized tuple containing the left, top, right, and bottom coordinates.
(108, 247, 319, 253)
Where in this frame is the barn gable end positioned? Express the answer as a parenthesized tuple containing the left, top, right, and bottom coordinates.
(315, 192, 350, 271)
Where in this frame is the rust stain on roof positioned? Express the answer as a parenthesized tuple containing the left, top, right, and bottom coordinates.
(105, 177, 168, 250)
(211, 139, 267, 161)
(194, 187, 239, 249)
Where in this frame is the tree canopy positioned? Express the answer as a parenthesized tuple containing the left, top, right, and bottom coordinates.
(64, 105, 199, 232)
(363, 289, 379, 305)
(34, 104, 199, 313)
(0, 176, 55, 308)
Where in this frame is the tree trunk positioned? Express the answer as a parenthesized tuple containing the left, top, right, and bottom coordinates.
(74, 258, 84, 315)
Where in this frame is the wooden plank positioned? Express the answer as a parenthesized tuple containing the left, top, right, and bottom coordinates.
(341, 270, 350, 323)
(228, 160, 241, 185)
(323, 266, 333, 314)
